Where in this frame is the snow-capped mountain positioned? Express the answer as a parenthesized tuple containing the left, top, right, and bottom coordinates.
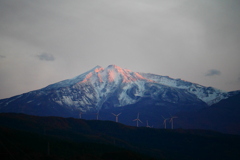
(139, 73, 229, 105)
(0, 65, 235, 117)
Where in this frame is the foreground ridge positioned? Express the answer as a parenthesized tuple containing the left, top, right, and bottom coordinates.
(1, 113, 240, 160)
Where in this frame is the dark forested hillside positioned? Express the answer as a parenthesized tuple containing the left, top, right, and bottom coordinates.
(0, 113, 240, 160)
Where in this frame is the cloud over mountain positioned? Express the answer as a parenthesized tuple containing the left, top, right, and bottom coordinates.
(0, 55, 6, 58)
(205, 69, 221, 76)
(37, 53, 55, 61)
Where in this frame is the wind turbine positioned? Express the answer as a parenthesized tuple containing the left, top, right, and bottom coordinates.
(79, 112, 84, 119)
(169, 114, 178, 129)
(93, 112, 99, 120)
(133, 113, 142, 127)
(161, 115, 169, 129)
(146, 120, 151, 128)
(112, 113, 121, 122)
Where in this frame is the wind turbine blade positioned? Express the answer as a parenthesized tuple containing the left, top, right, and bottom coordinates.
(112, 113, 117, 116)
(161, 115, 165, 119)
(139, 119, 143, 123)
(117, 113, 122, 116)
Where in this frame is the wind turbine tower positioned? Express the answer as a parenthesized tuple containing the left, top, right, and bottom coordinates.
(79, 112, 84, 119)
(133, 113, 142, 127)
(161, 115, 169, 129)
(169, 115, 178, 129)
(146, 120, 151, 128)
(93, 112, 99, 120)
(112, 113, 121, 122)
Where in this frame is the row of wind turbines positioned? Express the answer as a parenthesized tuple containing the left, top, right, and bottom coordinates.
(132, 113, 178, 129)
(79, 112, 178, 129)
(132, 113, 153, 128)
(162, 115, 178, 129)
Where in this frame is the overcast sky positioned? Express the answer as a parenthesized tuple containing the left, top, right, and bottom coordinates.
(0, 0, 240, 99)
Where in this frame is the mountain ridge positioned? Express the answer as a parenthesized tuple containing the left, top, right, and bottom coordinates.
(0, 65, 238, 118)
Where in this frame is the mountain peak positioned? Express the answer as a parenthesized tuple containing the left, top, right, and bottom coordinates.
(93, 65, 104, 73)
(105, 65, 133, 74)
(107, 64, 118, 68)
(106, 64, 128, 71)
(95, 65, 102, 68)
(90, 65, 104, 72)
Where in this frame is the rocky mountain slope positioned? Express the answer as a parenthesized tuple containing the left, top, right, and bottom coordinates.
(0, 65, 237, 118)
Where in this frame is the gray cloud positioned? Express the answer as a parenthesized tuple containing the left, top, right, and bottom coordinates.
(205, 69, 221, 76)
(37, 53, 55, 61)
(0, 55, 6, 58)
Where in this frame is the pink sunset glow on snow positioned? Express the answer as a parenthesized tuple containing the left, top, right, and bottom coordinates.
(78, 65, 154, 85)
(107, 70, 116, 82)
(94, 67, 104, 73)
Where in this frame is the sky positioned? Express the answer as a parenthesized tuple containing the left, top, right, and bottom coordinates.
(0, 0, 240, 99)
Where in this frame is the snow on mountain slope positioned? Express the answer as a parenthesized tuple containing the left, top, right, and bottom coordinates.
(42, 65, 103, 90)
(15, 65, 153, 112)
(49, 65, 153, 111)
(139, 73, 229, 105)
(0, 65, 232, 115)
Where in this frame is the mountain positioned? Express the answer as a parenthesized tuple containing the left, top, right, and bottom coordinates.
(1, 113, 240, 160)
(0, 65, 239, 133)
(175, 91, 240, 134)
